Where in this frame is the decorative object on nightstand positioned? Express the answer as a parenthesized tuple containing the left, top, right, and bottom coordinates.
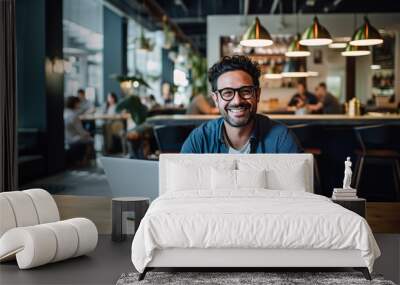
(112, 197, 150, 242)
(332, 157, 358, 200)
(331, 198, 366, 218)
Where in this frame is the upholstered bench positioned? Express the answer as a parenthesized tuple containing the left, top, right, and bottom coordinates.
(0, 189, 98, 269)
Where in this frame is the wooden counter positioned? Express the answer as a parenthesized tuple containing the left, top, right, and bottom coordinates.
(146, 114, 400, 126)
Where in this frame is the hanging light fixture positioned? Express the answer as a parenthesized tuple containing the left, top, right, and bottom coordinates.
(299, 16, 332, 46)
(281, 59, 309, 77)
(341, 44, 370, 57)
(350, 16, 383, 46)
(329, 37, 350, 49)
(286, 9, 310, 57)
(240, 17, 273, 47)
(286, 34, 311, 57)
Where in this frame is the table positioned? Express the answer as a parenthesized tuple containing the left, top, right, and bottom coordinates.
(112, 197, 150, 242)
(331, 198, 366, 218)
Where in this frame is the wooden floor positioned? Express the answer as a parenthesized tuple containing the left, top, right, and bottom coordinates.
(53, 195, 400, 234)
(53, 195, 112, 234)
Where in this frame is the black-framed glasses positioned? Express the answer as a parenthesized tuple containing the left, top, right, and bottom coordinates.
(215, 85, 257, 101)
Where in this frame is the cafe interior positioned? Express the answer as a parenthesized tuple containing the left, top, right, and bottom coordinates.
(1, 0, 400, 284)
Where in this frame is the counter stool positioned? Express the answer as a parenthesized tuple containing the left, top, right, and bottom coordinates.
(353, 124, 400, 200)
(288, 124, 322, 193)
(112, 197, 150, 242)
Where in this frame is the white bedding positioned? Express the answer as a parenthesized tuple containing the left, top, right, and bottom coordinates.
(131, 190, 380, 273)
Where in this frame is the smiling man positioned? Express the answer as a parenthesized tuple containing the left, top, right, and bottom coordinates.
(181, 55, 302, 154)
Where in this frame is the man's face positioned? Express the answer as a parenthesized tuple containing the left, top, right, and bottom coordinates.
(297, 84, 305, 95)
(211, 70, 260, 128)
(315, 86, 326, 99)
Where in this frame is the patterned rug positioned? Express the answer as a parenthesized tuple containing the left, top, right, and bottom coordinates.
(116, 271, 396, 285)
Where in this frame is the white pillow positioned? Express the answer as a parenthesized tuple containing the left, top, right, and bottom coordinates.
(167, 160, 235, 191)
(237, 169, 267, 189)
(238, 160, 307, 192)
(211, 168, 267, 190)
(211, 168, 236, 190)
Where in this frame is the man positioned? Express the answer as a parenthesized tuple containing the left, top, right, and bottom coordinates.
(308, 82, 342, 114)
(287, 81, 318, 113)
(116, 94, 151, 158)
(77, 89, 95, 115)
(181, 55, 301, 153)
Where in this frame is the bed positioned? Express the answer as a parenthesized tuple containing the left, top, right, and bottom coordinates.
(131, 154, 380, 280)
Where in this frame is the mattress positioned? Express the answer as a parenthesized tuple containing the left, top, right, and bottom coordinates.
(131, 190, 380, 273)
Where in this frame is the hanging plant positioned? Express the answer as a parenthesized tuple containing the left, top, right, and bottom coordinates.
(189, 52, 208, 96)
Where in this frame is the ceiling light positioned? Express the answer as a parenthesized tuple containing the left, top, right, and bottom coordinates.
(285, 34, 311, 57)
(299, 16, 332, 46)
(329, 42, 347, 49)
(264, 73, 283, 79)
(307, 71, 319, 77)
(240, 17, 273, 47)
(341, 44, 370, 57)
(370, 64, 381, 70)
(350, 17, 383, 46)
(281, 60, 309, 77)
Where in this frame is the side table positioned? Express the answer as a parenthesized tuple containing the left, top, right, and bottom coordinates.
(112, 197, 150, 242)
(331, 198, 366, 218)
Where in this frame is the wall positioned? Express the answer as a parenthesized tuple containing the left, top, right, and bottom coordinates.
(16, 0, 46, 129)
(207, 14, 400, 104)
(103, 7, 124, 99)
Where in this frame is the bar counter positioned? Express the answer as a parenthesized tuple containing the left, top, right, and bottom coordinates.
(146, 114, 400, 126)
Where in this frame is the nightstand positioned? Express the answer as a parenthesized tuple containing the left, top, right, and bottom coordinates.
(331, 198, 366, 218)
(112, 197, 150, 242)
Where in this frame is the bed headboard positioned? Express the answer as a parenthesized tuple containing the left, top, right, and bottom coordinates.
(159, 154, 314, 195)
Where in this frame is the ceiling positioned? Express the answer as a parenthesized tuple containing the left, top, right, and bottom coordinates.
(108, 0, 400, 56)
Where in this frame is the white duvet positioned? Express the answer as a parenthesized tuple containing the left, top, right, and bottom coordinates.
(131, 190, 380, 273)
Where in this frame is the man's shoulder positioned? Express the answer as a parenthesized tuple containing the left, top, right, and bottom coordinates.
(192, 117, 223, 136)
(256, 114, 289, 141)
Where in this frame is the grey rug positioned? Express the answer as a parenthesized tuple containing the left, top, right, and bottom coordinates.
(116, 271, 396, 285)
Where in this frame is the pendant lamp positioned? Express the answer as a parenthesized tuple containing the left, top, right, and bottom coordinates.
(350, 17, 383, 46)
(240, 17, 273, 47)
(281, 59, 309, 77)
(286, 34, 311, 57)
(299, 16, 332, 46)
(341, 44, 370, 57)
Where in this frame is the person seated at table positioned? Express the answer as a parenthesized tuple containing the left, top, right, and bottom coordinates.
(186, 92, 220, 115)
(102, 92, 124, 153)
(77, 88, 96, 135)
(64, 96, 94, 166)
(287, 81, 319, 114)
(307, 82, 342, 114)
(116, 93, 153, 158)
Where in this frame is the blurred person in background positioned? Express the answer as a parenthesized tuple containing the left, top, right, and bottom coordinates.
(186, 92, 220, 115)
(116, 93, 153, 158)
(287, 81, 318, 114)
(64, 96, 94, 166)
(308, 82, 342, 114)
(77, 88, 96, 135)
(102, 92, 124, 153)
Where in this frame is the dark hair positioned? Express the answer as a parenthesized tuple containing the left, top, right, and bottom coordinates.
(208, 55, 260, 91)
(107, 92, 118, 108)
(77, 89, 85, 94)
(318, 82, 327, 89)
(297, 81, 306, 89)
(66, 96, 80, 110)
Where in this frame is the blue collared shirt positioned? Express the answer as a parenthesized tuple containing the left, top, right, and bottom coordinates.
(181, 114, 303, 153)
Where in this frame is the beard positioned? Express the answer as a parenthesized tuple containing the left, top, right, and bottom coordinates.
(220, 102, 256, 128)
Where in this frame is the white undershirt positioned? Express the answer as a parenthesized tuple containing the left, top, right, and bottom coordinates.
(228, 139, 251, 154)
